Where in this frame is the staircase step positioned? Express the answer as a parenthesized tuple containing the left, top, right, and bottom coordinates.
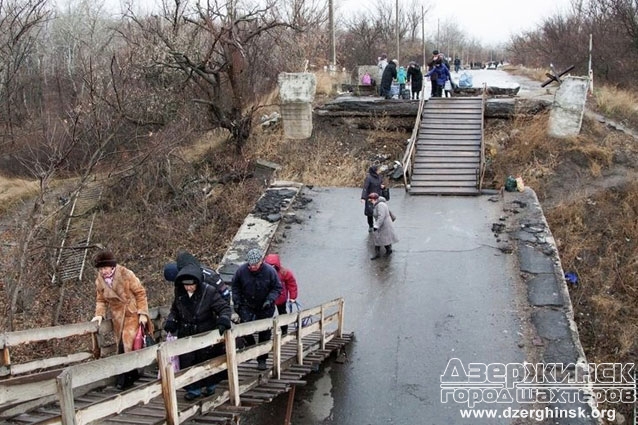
(409, 187, 480, 195)
(412, 174, 478, 181)
(417, 144, 479, 151)
(411, 180, 477, 187)
(415, 151, 479, 157)
(413, 162, 478, 169)
(412, 168, 477, 175)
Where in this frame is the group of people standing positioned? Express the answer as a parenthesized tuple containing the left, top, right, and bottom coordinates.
(90, 247, 298, 400)
(375, 50, 458, 99)
(376, 54, 423, 100)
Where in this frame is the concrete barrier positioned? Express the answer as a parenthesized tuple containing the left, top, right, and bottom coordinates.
(548, 76, 589, 138)
(278, 73, 316, 139)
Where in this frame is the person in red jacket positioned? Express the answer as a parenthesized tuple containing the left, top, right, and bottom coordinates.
(264, 253, 299, 335)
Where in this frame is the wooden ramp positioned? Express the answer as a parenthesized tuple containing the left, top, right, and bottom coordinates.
(0, 299, 352, 425)
(410, 97, 484, 195)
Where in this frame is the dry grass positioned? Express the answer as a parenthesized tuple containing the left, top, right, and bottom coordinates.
(0, 177, 39, 214)
(486, 114, 615, 196)
(502, 65, 548, 82)
(546, 183, 638, 362)
(593, 84, 638, 129)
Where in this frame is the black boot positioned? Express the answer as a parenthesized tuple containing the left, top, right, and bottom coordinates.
(385, 245, 393, 256)
(370, 246, 381, 260)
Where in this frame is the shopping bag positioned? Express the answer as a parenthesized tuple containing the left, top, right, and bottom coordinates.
(287, 300, 313, 329)
(444, 80, 452, 91)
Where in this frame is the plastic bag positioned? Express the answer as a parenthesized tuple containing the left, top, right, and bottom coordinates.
(458, 72, 473, 88)
(287, 301, 313, 329)
(158, 333, 180, 378)
(444, 80, 452, 91)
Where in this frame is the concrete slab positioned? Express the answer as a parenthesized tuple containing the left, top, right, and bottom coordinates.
(518, 242, 556, 274)
(527, 274, 564, 307)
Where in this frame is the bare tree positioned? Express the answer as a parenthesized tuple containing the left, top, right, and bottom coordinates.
(125, 0, 307, 152)
(0, 0, 51, 145)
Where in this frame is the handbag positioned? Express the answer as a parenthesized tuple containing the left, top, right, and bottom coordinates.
(133, 324, 144, 351)
(143, 324, 156, 348)
(389, 210, 397, 222)
(381, 187, 390, 200)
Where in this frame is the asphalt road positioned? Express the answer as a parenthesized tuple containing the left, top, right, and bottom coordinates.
(240, 187, 528, 425)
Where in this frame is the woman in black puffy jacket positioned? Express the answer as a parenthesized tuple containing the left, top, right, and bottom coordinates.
(164, 260, 231, 401)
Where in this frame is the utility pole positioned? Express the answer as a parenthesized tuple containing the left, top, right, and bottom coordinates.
(395, 0, 400, 63)
(421, 5, 425, 67)
(329, 0, 335, 69)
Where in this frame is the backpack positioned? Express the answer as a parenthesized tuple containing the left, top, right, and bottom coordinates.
(202, 266, 230, 299)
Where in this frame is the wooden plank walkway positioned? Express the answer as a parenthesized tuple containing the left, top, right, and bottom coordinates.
(5, 333, 351, 425)
(410, 97, 484, 195)
(1, 299, 352, 425)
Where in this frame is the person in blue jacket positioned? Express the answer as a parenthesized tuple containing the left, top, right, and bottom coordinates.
(425, 58, 451, 98)
(231, 248, 282, 370)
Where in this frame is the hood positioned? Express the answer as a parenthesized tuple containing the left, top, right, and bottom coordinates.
(264, 254, 281, 271)
(176, 251, 200, 270)
(174, 263, 203, 286)
(368, 166, 378, 175)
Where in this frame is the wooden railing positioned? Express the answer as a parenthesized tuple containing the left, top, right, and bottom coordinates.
(478, 84, 487, 191)
(402, 96, 426, 191)
(0, 307, 167, 379)
(0, 298, 346, 425)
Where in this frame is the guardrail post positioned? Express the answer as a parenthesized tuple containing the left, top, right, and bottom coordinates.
(225, 329, 240, 406)
(337, 298, 345, 338)
(56, 369, 76, 425)
(2, 348, 10, 371)
(296, 313, 304, 366)
(273, 317, 282, 380)
(158, 346, 179, 425)
(320, 305, 325, 350)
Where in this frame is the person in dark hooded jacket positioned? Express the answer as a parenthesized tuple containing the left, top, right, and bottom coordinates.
(163, 257, 232, 401)
(407, 61, 423, 99)
(380, 59, 398, 99)
(361, 164, 385, 232)
(232, 248, 282, 370)
(163, 251, 230, 300)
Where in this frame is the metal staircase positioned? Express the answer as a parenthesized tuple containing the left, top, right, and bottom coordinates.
(409, 97, 484, 195)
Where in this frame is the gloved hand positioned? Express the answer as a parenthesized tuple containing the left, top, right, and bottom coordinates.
(91, 316, 103, 326)
(139, 314, 148, 325)
(373, 227, 378, 232)
(217, 322, 229, 334)
(163, 320, 178, 334)
(217, 317, 231, 335)
(231, 311, 241, 324)
(262, 300, 273, 310)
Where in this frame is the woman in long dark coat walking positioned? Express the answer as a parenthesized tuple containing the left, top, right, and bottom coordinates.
(407, 61, 423, 99)
(360, 165, 384, 232)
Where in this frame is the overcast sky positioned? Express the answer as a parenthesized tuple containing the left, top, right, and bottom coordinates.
(337, 0, 574, 45)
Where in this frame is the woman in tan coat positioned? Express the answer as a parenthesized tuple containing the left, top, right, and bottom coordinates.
(91, 250, 153, 390)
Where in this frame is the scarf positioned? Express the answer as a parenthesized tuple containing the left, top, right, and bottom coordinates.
(104, 267, 116, 288)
